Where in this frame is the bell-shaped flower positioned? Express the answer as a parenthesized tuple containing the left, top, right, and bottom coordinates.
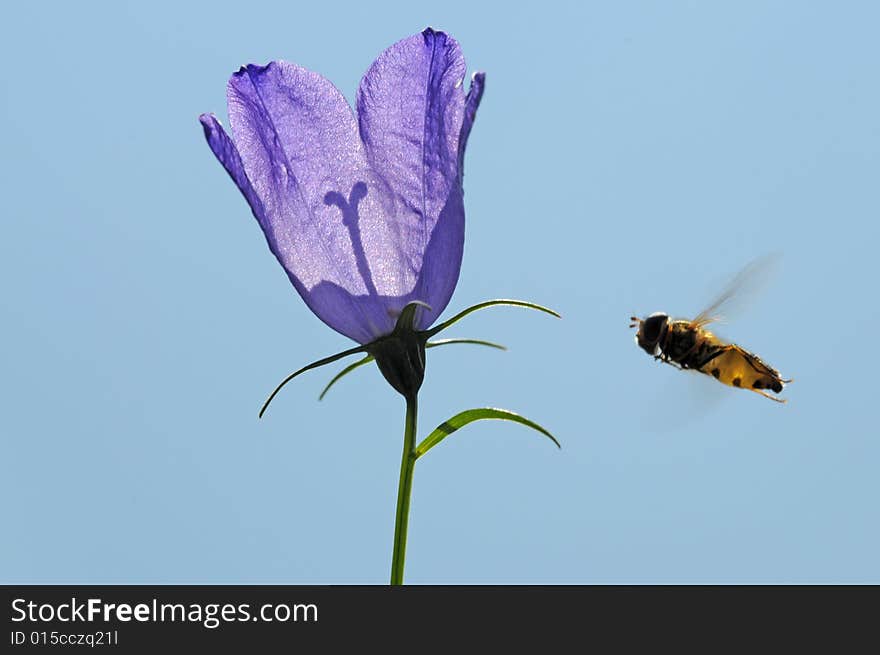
(199, 29, 561, 585)
(200, 28, 484, 345)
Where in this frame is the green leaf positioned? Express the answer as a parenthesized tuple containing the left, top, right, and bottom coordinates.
(414, 408, 560, 459)
(425, 299, 560, 338)
(259, 344, 367, 418)
(318, 355, 375, 400)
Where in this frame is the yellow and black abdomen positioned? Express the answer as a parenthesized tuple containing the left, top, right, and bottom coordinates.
(662, 321, 788, 398)
(697, 345, 785, 394)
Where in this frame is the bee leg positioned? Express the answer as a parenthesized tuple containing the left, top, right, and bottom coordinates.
(657, 358, 684, 371)
(751, 388, 787, 403)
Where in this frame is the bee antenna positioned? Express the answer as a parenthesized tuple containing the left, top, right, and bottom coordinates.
(629, 315, 640, 329)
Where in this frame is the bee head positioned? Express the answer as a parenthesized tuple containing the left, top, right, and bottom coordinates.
(630, 312, 669, 356)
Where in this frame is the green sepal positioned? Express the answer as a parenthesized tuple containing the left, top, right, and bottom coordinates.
(426, 338, 507, 351)
(425, 299, 560, 338)
(258, 344, 367, 418)
(414, 407, 560, 459)
(260, 300, 556, 414)
(319, 338, 506, 400)
(318, 355, 375, 400)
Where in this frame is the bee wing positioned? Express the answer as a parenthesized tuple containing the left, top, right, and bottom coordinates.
(690, 254, 781, 329)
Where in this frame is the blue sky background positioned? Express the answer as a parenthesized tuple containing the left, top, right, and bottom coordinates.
(2, 1, 878, 583)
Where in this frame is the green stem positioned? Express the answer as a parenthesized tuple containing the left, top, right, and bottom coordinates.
(390, 393, 418, 585)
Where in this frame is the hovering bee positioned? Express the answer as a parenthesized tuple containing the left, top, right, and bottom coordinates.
(629, 257, 792, 402)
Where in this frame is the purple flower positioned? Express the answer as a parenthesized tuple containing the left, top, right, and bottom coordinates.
(200, 28, 485, 345)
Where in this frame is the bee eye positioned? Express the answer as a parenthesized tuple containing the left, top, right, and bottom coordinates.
(642, 314, 666, 342)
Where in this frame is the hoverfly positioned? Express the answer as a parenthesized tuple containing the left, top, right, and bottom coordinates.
(629, 257, 792, 402)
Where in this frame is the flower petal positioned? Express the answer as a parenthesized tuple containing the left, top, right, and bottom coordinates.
(356, 29, 484, 329)
(414, 71, 486, 330)
(199, 113, 272, 243)
(459, 72, 486, 173)
(225, 62, 413, 343)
